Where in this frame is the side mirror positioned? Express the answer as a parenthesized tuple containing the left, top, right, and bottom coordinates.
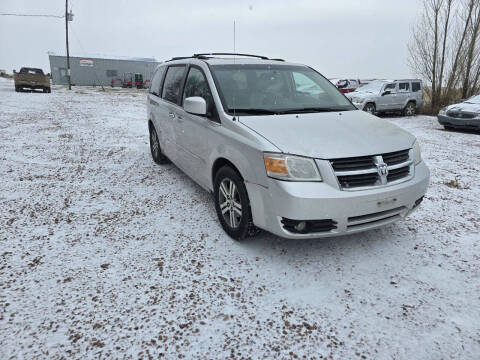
(47, 73, 51, 77)
(382, 90, 391, 96)
(184, 96, 207, 116)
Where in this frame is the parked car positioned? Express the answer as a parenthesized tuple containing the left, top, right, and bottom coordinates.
(147, 53, 429, 240)
(330, 78, 360, 93)
(346, 79, 423, 116)
(13, 67, 51, 93)
(437, 95, 480, 130)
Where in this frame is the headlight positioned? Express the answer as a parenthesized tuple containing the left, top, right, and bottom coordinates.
(438, 108, 447, 116)
(264, 153, 322, 181)
(413, 140, 422, 165)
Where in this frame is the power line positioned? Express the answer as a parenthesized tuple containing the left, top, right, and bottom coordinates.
(0, 13, 64, 18)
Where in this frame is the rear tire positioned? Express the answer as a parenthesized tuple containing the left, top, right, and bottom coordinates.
(149, 123, 169, 164)
(364, 103, 376, 114)
(15, 86, 19, 92)
(404, 102, 416, 116)
(214, 166, 257, 241)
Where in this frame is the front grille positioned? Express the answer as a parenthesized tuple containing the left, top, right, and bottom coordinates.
(446, 111, 476, 119)
(281, 218, 337, 234)
(330, 149, 413, 190)
(382, 149, 410, 166)
(337, 173, 378, 188)
(331, 156, 374, 171)
(387, 166, 410, 182)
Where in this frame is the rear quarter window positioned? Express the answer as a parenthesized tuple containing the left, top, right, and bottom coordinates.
(161, 66, 186, 103)
(412, 82, 421, 92)
(150, 67, 165, 96)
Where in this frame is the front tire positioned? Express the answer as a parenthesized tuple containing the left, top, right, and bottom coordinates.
(364, 103, 376, 114)
(149, 123, 169, 164)
(214, 167, 256, 241)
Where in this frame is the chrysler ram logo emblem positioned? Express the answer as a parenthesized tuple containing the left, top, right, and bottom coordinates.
(377, 163, 389, 177)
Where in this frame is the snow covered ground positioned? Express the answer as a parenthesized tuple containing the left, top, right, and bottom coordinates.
(1, 77, 479, 359)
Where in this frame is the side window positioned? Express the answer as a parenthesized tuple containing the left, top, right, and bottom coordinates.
(412, 82, 421, 92)
(161, 66, 186, 104)
(399, 82, 410, 92)
(293, 72, 323, 95)
(182, 67, 216, 119)
(149, 67, 164, 96)
(384, 83, 396, 93)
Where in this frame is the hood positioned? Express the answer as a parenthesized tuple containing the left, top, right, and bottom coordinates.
(446, 102, 480, 114)
(239, 110, 415, 159)
(347, 90, 375, 99)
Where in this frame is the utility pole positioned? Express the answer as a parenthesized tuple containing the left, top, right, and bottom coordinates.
(65, 0, 71, 90)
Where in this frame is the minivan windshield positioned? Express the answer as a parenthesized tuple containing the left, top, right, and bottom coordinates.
(355, 81, 386, 94)
(211, 64, 355, 115)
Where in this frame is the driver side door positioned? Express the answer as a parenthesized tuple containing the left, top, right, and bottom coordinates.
(376, 83, 397, 111)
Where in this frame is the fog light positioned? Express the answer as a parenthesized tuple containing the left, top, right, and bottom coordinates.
(295, 221, 307, 232)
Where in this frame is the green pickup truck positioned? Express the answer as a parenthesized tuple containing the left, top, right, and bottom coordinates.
(13, 67, 51, 93)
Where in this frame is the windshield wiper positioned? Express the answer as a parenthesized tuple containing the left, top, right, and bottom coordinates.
(278, 107, 350, 114)
(227, 108, 279, 115)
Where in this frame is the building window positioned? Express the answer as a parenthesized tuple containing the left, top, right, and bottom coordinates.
(106, 70, 118, 77)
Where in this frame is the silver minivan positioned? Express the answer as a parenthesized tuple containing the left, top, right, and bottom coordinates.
(147, 53, 429, 240)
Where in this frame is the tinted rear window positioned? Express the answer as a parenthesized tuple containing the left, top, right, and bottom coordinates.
(20, 68, 43, 75)
(412, 82, 421, 92)
(162, 66, 186, 103)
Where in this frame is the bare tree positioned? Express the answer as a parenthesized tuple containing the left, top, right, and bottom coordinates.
(460, 2, 480, 98)
(445, 0, 476, 98)
(409, 0, 480, 113)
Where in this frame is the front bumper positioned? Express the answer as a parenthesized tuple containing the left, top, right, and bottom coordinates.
(437, 115, 480, 130)
(351, 102, 365, 110)
(246, 162, 430, 239)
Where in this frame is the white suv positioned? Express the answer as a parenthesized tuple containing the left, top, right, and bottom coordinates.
(147, 54, 429, 240)
(347, 79, 424, 116)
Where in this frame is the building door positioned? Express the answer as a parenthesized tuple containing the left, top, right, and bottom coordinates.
(58, 68, 68, 84)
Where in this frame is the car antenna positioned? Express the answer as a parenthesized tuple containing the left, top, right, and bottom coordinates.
(232, 20, 237, 122)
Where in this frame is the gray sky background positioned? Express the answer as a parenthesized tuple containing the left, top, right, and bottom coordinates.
(1, 0, 423, 79)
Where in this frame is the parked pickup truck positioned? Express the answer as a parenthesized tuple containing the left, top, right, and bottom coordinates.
(13, 67, 51, 93)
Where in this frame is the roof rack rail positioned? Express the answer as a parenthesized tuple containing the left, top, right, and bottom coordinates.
(166, 53, 287, 62)
(166, 56, 192, 62)
(193, 53, 269, 60)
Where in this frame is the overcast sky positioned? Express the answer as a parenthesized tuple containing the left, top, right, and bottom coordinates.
(0, 0, 423, 79)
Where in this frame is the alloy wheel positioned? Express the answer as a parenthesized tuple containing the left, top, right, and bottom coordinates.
(365, 104, 375, 114)
(405, 103, 415, 116)
(218, 178, 242, 229)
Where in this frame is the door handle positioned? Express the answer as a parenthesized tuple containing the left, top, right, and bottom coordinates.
(168, 112, 175, 119)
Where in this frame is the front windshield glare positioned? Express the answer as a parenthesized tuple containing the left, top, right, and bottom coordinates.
(211, 64, 355, 115)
